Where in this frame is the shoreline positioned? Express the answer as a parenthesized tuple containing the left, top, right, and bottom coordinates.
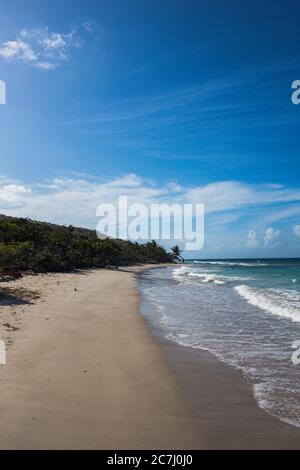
(149, 334, 300, 449)
(137, 267, 300, 449)
(0, 266, 201, 449)
(1, 265, 300, 449)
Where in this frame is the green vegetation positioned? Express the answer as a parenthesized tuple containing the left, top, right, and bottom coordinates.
(171, 245, 184, 263)
(0, 215, 173, 273)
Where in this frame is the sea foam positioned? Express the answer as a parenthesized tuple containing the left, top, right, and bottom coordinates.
(235, 284, 300, 323)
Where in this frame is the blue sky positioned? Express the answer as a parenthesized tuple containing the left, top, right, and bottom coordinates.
(0, 0, 300, 258)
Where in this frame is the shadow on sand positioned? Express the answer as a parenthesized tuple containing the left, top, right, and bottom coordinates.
(0, 286, 40, 307)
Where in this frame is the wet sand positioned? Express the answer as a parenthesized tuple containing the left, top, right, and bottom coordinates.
(0, 266, 299, 449)
(155, 338, 300, 449)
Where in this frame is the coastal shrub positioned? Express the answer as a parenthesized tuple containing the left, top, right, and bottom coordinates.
(0, 215, 173, 273)
(0, 241, 33, 271)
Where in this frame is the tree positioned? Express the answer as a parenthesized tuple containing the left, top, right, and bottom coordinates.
(0, 216, 174, 273)
(171, 245, 183, 263)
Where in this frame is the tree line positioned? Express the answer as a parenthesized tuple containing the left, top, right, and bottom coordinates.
(0, 215, 182, 273)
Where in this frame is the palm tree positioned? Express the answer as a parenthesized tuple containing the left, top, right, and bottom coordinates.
(171, 245, 183, 263)
(148, 240, 159, 248)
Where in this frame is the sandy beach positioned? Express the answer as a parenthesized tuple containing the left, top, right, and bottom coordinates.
(0, 266, 202, 449)
(0, 266, 300, 449)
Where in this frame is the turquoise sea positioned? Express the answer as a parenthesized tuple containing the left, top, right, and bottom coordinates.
(139, 259, 300, 427)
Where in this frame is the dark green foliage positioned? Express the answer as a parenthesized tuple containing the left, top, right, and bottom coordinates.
(0, 215, 173, 273)
(171, 245, 184, 262)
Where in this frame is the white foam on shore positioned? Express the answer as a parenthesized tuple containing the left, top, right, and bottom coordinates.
(140, 264, 300, 429)
(173, 266, 251, 285)
(235, 284, 300, 323)
(187, 272, 225, 284)
(192, 260, 267, 267)
(253, 382, 300, 428)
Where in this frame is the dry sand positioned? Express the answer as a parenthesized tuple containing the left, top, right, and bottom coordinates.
(0, 267, 202, 449)
(1, 266, 300, 450)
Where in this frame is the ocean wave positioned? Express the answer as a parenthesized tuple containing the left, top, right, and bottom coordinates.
(253, 382, 300, 428)
(235, 284, 300, 322)
(192, 260, 267, 267)
(173, 267, 251, 285)
(140, 266, 300, 429)
(165, 332, 200, 348)
(172, 267, 225, 285)
(172, 266, 191, 282)
(187, 272, 225, 284)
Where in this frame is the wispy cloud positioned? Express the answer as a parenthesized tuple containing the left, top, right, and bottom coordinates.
(1, 174, 300, 233)
(184, 181, 300, 213)
(1, 173, 300, 256)
(0, 26, 81, 69)
(58, 64, 300, 158)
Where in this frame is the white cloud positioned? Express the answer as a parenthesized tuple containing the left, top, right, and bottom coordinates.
(41, 33, 70, 50)
(264, 227, 280, 246)
(0, 27, 81, 69)
(0, 184, 31, 203)
(293, 225, 300, 237)
(247, 230, 259, 247)
(0, 174, 300, 241)
(166, 182, 183, 192)
(262, 205, 300, 224)
(185, 181, 300, 213)
(34, 61, 56, 70)
(246, 227, 281, 248)
(0, 174, 163, 226)
(0, 40, 37, 62)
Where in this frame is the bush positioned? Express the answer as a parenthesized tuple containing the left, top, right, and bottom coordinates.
(0, 216, 173, 273)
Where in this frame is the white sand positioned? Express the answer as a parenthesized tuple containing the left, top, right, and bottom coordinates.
(0, 268, 202, 449)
